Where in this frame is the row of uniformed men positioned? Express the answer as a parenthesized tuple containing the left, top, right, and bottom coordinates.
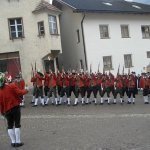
(29, 71, 150, 106)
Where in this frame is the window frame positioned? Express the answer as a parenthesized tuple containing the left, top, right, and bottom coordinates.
(124, 54, 133, 68)
(141, 25, 150, 39)
(48, 15, 58, 35)
(120, 24, 130, 38)
(99, 25, 110, 39)
(8, 17, 24, 40)
(103, 56, 113, 71)
(38, 21, 45, 36)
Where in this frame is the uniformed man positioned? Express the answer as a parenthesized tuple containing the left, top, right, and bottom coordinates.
(113, 75, 123, 104)
(32, 70, 45, 107)
(74, 72, 85, 105)
(139, 73, 149, 104)
(100, 75, 111, 105)
(45, 71, 58, 105)
(43, 71, 50, 104)
(86, 73, 98, 105)
(59, 71, 71, 105)
(14, 73, 25, 107)
(127, 75, 136, 104)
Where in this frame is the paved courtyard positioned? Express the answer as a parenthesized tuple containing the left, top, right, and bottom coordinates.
(0, 93, 150, 150)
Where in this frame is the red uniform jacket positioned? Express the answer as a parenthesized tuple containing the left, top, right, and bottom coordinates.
(48, 74, 57, 88)
(102, 79, 111, 89)
(0, 83, 28, 114)
(122, 78, 128, 88)
(44, 73, 50, 87)
(139, 77, 149, 89)
(110, 78, 114, 87)
(31, 76, 36, 86)
(76, 75, 85, 88)
(128, 79, 136, 88)
(35, 73, 44, 87)
(62, 75, 70, 87)
(97, 78, 102, 86)
(69, 75, 76, 86)
(85, 76, 90, 87)
(90, 76, 97, 87)
(57, 73, 63, 87)
(15, 79, 25, 90)
(115, 80, 123, 89)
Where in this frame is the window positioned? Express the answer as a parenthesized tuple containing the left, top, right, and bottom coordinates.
(103, 56, 112, 70)
(121, 25, 130, 38)
(124, 54, 132, 68)
(99, 25, 109, 39)
(77, 29, 80, 43)
(38, 21, 45, 36)
(147, 51, 150, 58)
(0, 52, 21, 78)
(48, 15, 58, 35)
(8, 18, 24, 39)
(141, 25, 150, 38)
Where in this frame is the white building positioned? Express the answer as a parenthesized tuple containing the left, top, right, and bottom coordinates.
(0, 0, 62, 82)
(53, 0, 150, 75)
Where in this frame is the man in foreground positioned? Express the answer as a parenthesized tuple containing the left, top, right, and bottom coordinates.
(0, 72, 28, 147)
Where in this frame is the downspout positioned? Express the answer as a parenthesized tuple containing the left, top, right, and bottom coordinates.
(81, 13, 88, 70)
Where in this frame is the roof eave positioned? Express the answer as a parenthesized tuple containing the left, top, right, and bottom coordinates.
(32, 8, 62, 14)
(54, 0, 77, 10)
(73, 10, 150, 14)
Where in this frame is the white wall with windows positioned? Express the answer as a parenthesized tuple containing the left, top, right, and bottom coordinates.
(0, 0, 62, 82)
(83, 13, 150, 74)
(57, 3, 150, 74)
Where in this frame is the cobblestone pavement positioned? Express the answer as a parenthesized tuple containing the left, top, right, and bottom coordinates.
(0, 93, 150, 150)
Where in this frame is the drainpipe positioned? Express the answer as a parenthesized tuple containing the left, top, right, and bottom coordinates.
(81, 13, 88, 70)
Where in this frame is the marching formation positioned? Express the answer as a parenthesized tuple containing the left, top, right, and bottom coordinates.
(29, 68, 150, 107)
(0, 69, 149, 148)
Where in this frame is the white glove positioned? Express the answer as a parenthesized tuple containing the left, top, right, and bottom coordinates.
(101, 87, 103, 91)
(25, 86, 29, 91)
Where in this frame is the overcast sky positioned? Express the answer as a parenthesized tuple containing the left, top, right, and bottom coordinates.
(127, 0, 150, 4)
(49, 0, 150, 4)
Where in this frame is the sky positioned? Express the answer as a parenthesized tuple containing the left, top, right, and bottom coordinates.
(126, 0, 150, 4)
(49, 0, 150, 4)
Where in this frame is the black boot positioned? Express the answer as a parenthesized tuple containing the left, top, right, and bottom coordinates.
(15, 142, 24, 147)
(11, 143, 15, 147)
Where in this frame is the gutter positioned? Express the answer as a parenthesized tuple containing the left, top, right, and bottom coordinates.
(74, 10, 150, 14)
(81, 13, 88, 70)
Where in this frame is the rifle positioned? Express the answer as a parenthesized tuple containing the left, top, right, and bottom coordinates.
(35, 61, 37, 73)
(128, 67, 130, 75)
(97, 62, 100, 73)
(117, 64, 120, 75)
(90, 64, 92, 74)
(122, 66, 124, 75)
(31, 63, 34, 77)
(61, 64, 65, 73)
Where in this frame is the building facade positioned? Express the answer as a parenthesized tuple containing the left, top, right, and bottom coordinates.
(53, 0, 150, 75)
(0, 0, 62, 82)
